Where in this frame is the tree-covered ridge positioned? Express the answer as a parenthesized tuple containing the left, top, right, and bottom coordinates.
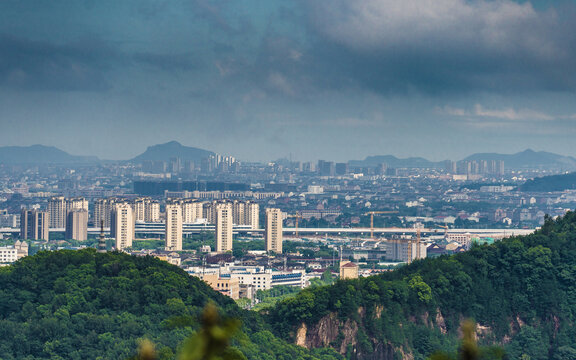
(0, 249, 341, 360)
(520, 172, 576, 192)
(269, 212, 576, 360)
(5, 212, 576, 359)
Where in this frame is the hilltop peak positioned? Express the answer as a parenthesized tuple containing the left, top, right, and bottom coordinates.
(0, 144, 99, 164)
(158, 140, 182, 147)
(131, 141, 214, 163)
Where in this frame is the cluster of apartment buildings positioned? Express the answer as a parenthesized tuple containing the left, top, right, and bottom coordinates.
(18, 196, 285, 255)
(100, 198, 276, 252)
(19, 197, 90, 241)
(444, 159, 505, 178)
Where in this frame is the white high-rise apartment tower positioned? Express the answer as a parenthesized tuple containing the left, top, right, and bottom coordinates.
(165, 202, 183, 251)
(265, 208, 283, 254)
(134, 198, 146, 222)
(181, 199, 203, 224)
(245, 202, 259, 229)
(134, 198, 160, 222)
(48, 196, 66, 228)
(215, 202, 233, 253)
(67, 198, 89, 213)
(145, 200, 160, 222)
(203, 201, 218, 224)
(111, 203, 134, 250)
(93, 198, 115, 228)
(232, 200, 245, 225)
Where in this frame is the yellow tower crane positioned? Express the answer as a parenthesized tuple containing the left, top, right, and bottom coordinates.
(437, 225, 449, 241)
(286, 212, 302, 237)
(363, 211, 399, 240)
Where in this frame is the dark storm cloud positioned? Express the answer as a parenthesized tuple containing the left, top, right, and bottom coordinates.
(0, 35, 115, 92)
(296, 0, 576, 95)
(0, 0, 574, 161)
(247, 35, 311, 97)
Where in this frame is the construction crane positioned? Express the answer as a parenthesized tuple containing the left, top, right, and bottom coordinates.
(437, 225, 449, 235)
(416, 228, 422, 260)
(407, 228, 423, 263)
(363, 211, 399, 240)
(286, 212, 302, 237)
(437, 225, 449, 243)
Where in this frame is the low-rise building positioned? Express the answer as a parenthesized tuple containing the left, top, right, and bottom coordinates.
(0, 241, 28, 266)
(201, 273, 240, 299)
(186, 263, 307, 298)
(339, 261, 359, 279)
(0, 247, 18, 265)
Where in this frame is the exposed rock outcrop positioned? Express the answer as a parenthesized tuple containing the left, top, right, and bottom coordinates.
(295, 311, 401, 360)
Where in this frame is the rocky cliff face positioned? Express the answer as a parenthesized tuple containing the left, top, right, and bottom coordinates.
(296, 313, 348, 350)
(293, 307, 461, 360)
(295, 311, 401, 360)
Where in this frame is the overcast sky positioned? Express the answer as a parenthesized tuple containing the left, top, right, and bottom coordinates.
(0, 0, 575, 162)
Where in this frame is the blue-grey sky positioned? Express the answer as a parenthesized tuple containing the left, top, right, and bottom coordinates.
(0, 0, 575, 162)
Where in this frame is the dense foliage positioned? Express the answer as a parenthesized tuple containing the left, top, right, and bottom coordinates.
(0, 249, 340, 360)
(5, 211, 576, 359)
(269, 211, 576, 359)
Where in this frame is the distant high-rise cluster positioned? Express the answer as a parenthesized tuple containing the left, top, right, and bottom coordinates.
(140, 153, 238, 175)
(444, 160, 505, 176)
(317, 160, 336, 177)
(201, 154, 237, 173)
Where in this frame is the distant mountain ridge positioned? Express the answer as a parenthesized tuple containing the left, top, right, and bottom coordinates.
(130, 141, 214, 163)
(464, 149, 576, 170)
(0, 145, 99, 164)
(351, 149, 576, 170)
(1, 143, 574, 170)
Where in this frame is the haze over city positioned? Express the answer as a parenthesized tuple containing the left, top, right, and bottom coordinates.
(1, 0, 575, 162)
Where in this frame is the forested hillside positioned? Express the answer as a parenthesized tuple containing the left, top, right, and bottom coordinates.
(521, 172, 576, 192)
(3, 212, 576, 359)
(269, 212, 576, 360)
(0, 250, 340, 360)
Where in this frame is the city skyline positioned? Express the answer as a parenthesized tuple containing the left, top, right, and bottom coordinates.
(0, 0, 575, 162)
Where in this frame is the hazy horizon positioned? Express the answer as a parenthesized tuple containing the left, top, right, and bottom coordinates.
(2, 141, 574, 164)
(1, 0, 575, 162)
